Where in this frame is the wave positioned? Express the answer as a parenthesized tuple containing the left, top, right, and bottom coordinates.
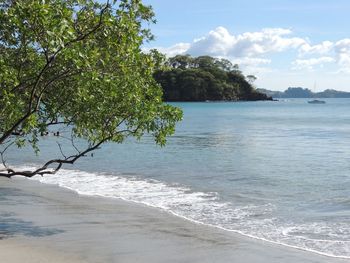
(20, 166, 350, 259)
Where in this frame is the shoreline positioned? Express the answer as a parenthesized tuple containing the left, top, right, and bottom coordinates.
(0, 177, 348, 263)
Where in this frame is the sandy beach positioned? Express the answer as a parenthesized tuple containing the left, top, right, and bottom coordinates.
(0, 177, 348, 263)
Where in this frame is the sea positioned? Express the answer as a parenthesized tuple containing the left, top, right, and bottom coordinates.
(5, 98, 350, 259)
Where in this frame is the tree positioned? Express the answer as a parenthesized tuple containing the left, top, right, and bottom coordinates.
(167, 54, 193, 69)
(154, 55, 271, 102)
(0, 0, 182, 178)
(246, 75, 257, 85)
(214, 58, 234, 72)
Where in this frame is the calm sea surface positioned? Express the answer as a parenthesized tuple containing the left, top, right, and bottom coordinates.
(6, 99, 350, 258)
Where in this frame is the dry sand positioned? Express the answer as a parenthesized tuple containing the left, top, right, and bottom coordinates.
(0, 177, 348, 263)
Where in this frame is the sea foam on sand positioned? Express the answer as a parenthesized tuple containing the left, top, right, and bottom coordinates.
(0, 177, 348, 263)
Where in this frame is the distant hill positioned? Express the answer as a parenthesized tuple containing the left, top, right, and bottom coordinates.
(257, 87, 350, 98)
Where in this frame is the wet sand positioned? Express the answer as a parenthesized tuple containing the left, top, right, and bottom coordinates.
(0, 177, 348, 263)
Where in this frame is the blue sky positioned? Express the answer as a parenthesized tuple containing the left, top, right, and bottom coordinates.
(142, 0, 350, 91)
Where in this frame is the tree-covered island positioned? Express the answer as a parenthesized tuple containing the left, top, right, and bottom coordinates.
(154, 55, 272, 102)
(0, 0, 270, 178)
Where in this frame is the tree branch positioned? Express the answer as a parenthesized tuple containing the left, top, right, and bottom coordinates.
(0, 2, 110, 145)
(0, 120, 142, 178)
(0, 136, 111, 178)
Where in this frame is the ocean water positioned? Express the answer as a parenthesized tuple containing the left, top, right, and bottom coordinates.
(5, 99, 350, 258)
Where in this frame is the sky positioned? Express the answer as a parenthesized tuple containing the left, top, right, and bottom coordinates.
(142, 0, 350, 92)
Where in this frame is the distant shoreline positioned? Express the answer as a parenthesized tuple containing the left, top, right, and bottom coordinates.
(258, 87, 350, 98)
(165, 98, 273, 102)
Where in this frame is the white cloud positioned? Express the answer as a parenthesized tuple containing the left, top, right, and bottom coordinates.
(152, 42, 191, 57)
(153, 26, 307, 70)
(334, 39, 350, 72)
(150, 26, 350, 75)
(297, 39, 350, 72)
(334, 39, 350, 53)
(292, 57, 335, 70)
(299, 41, 334, 56)
(229, 57, 272, 75)
(188, 27, 235, 56)
(231, 57, 271, 66)
(151, 27, 303, 59)
(187, 27, 306, 58)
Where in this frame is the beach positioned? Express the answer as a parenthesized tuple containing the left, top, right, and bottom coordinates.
(0, 177, 348, 263)
(2, 0, 350, 261)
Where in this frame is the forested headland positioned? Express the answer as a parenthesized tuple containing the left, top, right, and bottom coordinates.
(154, 55, 272, 102)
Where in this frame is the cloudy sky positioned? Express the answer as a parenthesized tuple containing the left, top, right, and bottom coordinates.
(142, 0, 350, 91)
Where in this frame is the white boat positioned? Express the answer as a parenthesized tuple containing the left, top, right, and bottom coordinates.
(308, 99, 326, 104)
(308, 82, 326, 104)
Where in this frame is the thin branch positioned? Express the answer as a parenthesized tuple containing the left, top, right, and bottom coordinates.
(0, 135, 111, 178)
(56, 141, 67, 159)
(70, 132, 81, 154)
(0, 121, 142, 178)
(45, 120, 70, 126)
(0, 141, 15, 170)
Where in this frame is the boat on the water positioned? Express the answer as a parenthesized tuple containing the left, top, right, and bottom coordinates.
(308, 99, 326, 104)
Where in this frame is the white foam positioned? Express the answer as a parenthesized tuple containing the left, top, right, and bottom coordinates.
(17, 166, 350, 259)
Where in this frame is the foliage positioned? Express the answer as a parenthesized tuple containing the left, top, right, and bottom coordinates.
(154, 55, 271, 102)
(0, 0, 182, 177)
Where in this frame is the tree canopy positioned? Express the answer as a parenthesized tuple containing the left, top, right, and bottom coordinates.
(154, 55, 271, 102)
(0, 0, 182, 178)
